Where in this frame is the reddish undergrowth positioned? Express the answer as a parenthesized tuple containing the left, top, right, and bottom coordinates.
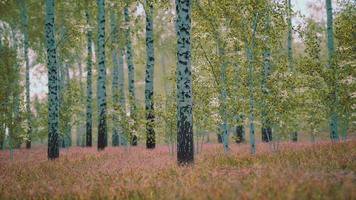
(0, 141, 355, 199)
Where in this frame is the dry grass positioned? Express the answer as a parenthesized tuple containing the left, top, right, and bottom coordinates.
(0, 140, 355, 200)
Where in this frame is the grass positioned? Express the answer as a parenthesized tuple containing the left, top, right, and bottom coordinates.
(0, 140, 355, 199)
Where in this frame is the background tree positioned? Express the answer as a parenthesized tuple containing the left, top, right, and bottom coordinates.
(124, 0, 138, 145)
(110, 4, 120, 147)
(326, 0, 339, 141)
(287, 0, 298, 142)
(261, 5, 272, 143)
(18, 0, 32, 149)
(334, 1, 356, 140)
(244, 12, 259, 155)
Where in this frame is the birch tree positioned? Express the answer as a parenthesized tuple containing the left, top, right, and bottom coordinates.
(46, 0, 60, 159)
(85, 5, 93, 147)
(144, 0, 156, 149)
(110, 4, 127, 146)
(124, 0, 137, 145)
(325, 0, 339, 141)
(261, 6, 272, 142)
(176, 0, 194, 164)
(244, 13, 259, 155)
(287, 0, 298, 142)
(19, 0, 32, 149)
(97, 0, 107, 150)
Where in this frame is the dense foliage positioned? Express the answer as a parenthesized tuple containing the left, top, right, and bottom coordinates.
(0, 0, 354, 155)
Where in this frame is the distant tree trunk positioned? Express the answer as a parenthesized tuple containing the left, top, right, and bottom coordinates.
(110, 8, 120, 147)
(145, 1, 156, 149)
(59, 61, 66, 148)
(85, 8, 93, 147)
(341, 112, 349, 141)
(77, 60, 86, 147)
(8, 26, 19, 158)
(59, 61, 71, 148)
(118, 49, 126, 146)
(97, 0, 107, 150)
(65, 126, 72, 147)
(233, 62, 245, 144)
(118, 49, 126, 113)
(176, 0, 194, 164)
(76, 128, 81, 146)
(65, 65, 72, 147)
(78, 61, 84, 91)
(46, 0, 60, 160)
(326, 0, 339, 142)
(217, 38, 229, 152)
(235, 125, 245, 143)
(124, 1, 137, 145)
(247, 45, 255, 154)
(261, 8, 272, 142)
(245, 14, 259, 155)
(217, 130, 222, 143)
(10, 25, 21, 150)
(19, 0, 32, 149)
(310, 127, 316, 143)
(287, 0, 298, 142)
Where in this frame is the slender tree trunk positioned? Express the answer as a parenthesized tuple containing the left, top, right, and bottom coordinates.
(85, 8, 93, 147)
(111, 8, 120, 146)
(118, 49, 126, 112)
(145, 2, 156, 149)
(46, 0, 60, 160)
(9, 26, 20, 151)
(78, 61, 84, 91)
(245, 14, 259, 155)
(77, 128, 81, 146)
(310, 128, 316, 143)
(124, 1, 137, 145)
(118, 49, 126, 146)
(58, 6, 67, 147)
(65, 126, 72, 147)
(342, 112, 349, 141)
(19, 0, 32, 149)
(77, 60, 86, 147)
(217, 39, 229, 152)
(247, 46, 255, 154)
(176, 0, 194, 164)
(65, 65, 72, 147)
(233, 63, 245, 144)
(59, 61, 66, 148)
(8, 26, 18, 159)
(287, 0, 298, 142)
(235, 125, 245, 143)
(261, 9, 272, 142)
(97, 0, 107, 150)
(326, 0, 339, 142)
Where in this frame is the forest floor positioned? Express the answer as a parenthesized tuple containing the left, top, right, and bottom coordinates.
(0, 140, 355, 200)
